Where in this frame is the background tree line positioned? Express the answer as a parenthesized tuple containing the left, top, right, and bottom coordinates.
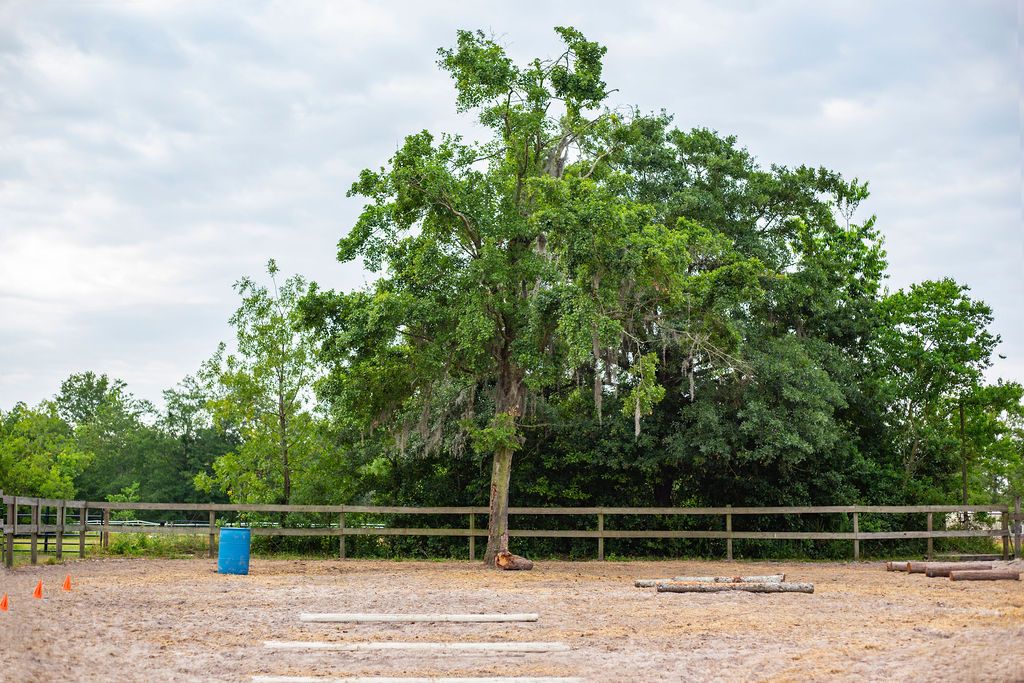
(2, 28, 1021, 558)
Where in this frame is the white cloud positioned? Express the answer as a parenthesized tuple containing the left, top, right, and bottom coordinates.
(0, 0, 1019, 408)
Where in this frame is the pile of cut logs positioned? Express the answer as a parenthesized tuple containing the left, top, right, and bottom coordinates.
(886, 561, 1020, 581)
(635, 573, 814, 594)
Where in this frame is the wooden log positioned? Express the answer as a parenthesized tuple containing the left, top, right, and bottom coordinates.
(926, 565, 996, 578)
(264, 640, 570, 652)
(657, 581, 814, 594)
(949, 570, 1020, 582)
(252, 677, 584, 683)
(635, 574, 785, 587)
(299, 612, 540, 623)
(907, 561, 993, 574)
(495, 550, 534, 571)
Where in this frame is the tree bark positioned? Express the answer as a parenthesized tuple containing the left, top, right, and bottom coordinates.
(635, 574, 784, 587)
(483, 343, 526, 567)
(278, 369, 291, 505)
(656, 582, 814, 594)
(949, 569, 1019, 581)
(495, 550, 534, 570)
(925, 564, 997, 577)
(483, 444, 514, 566)
(907, 561, 993, 574)
(960, 400, 968, 524)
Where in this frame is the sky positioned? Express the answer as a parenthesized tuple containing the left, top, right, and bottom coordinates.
(0, 0, 1021, 410)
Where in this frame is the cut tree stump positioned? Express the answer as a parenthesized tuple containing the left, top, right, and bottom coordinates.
(656, 581, 814, 594)
(949, 570, 1020, 582)
(907, 562, 993, 575)
(635, 574, 785, 588)
(496, 550, 534, 571)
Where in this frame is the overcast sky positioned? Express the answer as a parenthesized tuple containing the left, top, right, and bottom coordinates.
(1, 0, 1021, 410)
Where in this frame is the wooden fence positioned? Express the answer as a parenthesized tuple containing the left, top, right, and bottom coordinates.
(2, 490, 1021, 568)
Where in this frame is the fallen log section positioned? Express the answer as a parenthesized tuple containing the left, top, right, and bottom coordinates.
(656, 581, 814, 594)
(635, 574, 785, 588)
(298, 613, 539, 623)
(264, 641, 570, 652)
(926, 565, 997, 577)
(949, 570, 1020, 582)
(907, 562, 994, 574)
(495, 550, 534, 571)
(252, 677, 584, 683)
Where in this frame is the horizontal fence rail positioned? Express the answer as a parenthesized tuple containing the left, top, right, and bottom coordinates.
(2, 490, 1021, 568)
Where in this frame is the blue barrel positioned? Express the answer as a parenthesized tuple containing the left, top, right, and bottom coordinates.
(217, 527, 251, 575)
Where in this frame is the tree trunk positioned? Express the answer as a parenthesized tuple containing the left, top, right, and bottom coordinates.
(278, 370, 290, 529)
(483, 345, 525, 567)
(652, 465, 675, 507)
(959, 401, 968, 524)
(592, 330, 603, 424)
(483, 444, 514, 566)
(278, 370, 291, 505)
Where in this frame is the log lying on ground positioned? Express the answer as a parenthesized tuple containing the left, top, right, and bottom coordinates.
(949, 570, 1020, 582)
(299, 613, 539, 623)
(635, 574, 785, 588)
(886, 561, 910, 572)
(264, 640, 571, 652)
(656, 581, 814, 594)
(253, 677, 584, 683)
(907, 561, 993, 574)
(926, 565, 997, 578)
(496, 550, 534, 571)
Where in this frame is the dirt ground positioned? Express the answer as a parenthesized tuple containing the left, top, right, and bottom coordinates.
(1, 557, 1022, 682)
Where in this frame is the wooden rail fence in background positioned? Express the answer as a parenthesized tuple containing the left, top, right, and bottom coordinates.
(3, 490, 1021, 568)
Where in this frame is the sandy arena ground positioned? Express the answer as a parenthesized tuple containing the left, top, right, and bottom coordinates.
(1, 557, 1022, 682)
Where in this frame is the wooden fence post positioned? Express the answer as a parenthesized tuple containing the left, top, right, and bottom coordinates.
(30, 500, 39, 565)
(597, 512, 605, 561)
(468, 514, 474, 562)
(102, 508, 110, 549)
(55, 503, 64, 561)
(926, 512, 933, 560)
(0, 490, 4, 568)
(338, 512, 345, 560)
(852, 512, 860, 561)
(208, 511, 217, 559)
(0, 490, 5, 568)
(6, 498, 16, 568)
(726, 505, 733, 561)
(1014, 496, 1022, 560)
(79, 504, 87, 559)
(1001, 505, 1010, 560)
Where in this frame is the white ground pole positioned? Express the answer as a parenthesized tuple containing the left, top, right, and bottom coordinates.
(298, 613, 540, 623)
(252, 678, 584, 683)
(265, 641, 570, 652)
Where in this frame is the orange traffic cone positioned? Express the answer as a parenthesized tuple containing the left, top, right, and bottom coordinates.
(0, 593, 8, 611)
(32, 580, 42, 599)
(62, 575, 72, 592)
